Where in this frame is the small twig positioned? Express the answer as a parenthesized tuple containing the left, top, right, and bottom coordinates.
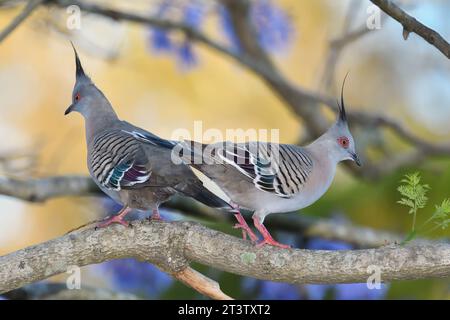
(370, 0, 450, 59)
(172, 267, 233, 300)
(0, 0, 43, 43)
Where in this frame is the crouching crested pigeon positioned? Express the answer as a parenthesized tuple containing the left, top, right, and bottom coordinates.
(180, 79, 361, 248)
(65, 45, 230, 227)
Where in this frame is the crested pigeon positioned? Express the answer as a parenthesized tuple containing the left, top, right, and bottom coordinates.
(179, 80, 361, 248)
(65, 45, 230, 227)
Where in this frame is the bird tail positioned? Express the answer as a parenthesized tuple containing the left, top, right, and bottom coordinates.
(174, 140, 233, 211)
(186, 185, 232, 210)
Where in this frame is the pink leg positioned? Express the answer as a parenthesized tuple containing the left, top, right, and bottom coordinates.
(96, 207, 132, 229)
(253, 216, 290, 249)
(233, 212, 258, 243)
(150, 208, 163, 221)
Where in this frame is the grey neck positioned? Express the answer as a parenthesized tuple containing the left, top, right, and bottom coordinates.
(305, 129, 340, 166)
(84, 105, 119, 142)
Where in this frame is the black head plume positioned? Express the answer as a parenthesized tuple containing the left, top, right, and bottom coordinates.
(71, 42, 87, 79)
(337, 72, 349, 123)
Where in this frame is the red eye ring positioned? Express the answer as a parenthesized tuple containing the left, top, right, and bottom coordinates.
(75, 93, 80, 101)
(338, 136, 349, 149)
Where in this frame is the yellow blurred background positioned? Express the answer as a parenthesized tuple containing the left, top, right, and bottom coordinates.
(1, 0, 449, 299)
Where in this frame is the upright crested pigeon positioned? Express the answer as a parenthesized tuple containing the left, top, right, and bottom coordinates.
(65, 45, 230, 227)
(181, 79, 361, 248)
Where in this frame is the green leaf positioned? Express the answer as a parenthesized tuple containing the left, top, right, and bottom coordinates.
(397, 172, 430, 233)
(428, 198, 450, 230)
(401, 230, 417, 245)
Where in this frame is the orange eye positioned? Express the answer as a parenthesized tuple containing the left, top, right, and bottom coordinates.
(338, 136, 349, 149)
(75, 93, 80, 101)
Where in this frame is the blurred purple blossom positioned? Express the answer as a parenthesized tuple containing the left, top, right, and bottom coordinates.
(219, 0, 293, 53)
(147, 0, 293, 70)
(250, 0, 293, 52)
(99, 259, 173, 299)
(176, 40, 198, 69)
(148, 1, 173, 53)
(183, 1, 205, 28)
(150, 29, 173, 52)
(242, 277, 302, 300)
(148, 1, 206, 69)
(306, 237, 352, 250)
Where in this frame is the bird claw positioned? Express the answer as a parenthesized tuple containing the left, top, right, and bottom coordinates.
(150, 214, 163, 221)
(148, 209, 163, 221)
(233, 223, 258, 243)
(96, 215, 129, 229)
(256, 238, 291, 249)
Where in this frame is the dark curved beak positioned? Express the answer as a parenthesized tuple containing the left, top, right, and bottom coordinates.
(351, 152, 362, 166)
(64, 104, 73, 115)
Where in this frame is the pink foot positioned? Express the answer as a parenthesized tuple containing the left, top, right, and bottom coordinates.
(150, 208, 163, 221)
(253, 216, 291, 249)
(256, 237, 291, 249)
(233, 213, 258, 243)
(96, 207, 131, 229)
(96, 215, 129, 228)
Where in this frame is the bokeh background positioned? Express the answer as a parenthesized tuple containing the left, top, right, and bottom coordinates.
(0, 0, 449, 299)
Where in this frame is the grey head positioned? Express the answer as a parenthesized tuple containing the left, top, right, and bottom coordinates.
(315, 76, 361, 166)
(64, 44, 117, 121)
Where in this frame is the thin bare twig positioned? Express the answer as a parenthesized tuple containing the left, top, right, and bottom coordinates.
(0, 0, 43, 43)
(173, 267, 233, 300)
(370, 0, 450, 59)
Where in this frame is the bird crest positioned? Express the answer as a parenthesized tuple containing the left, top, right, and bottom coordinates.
(70, 42, 90, 82)
(336, 72, 349, 125)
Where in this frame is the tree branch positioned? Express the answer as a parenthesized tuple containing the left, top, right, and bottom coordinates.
(370, 0, 450, 59)
(0, 220, 448, 296)
(0, 0, 43, 43)
(0, 175, 99, 202)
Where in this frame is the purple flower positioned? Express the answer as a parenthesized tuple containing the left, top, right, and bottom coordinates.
(259, 281, 302, 300)
(335, 283, 389, 300)
(306, 238, 353, 251)
(251, 0, 293, 52)
(150, 29, 173, 53)
(148, 1, 173, 53)
(304, 283, 389, 300)
(219, 0, 293, 54)
(183, 1, 205, 28)
(146, 0, 294, 70)
(99, 259, 173, 298)
(176, 40, 197, 69)
(242, 277, 302, 300)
